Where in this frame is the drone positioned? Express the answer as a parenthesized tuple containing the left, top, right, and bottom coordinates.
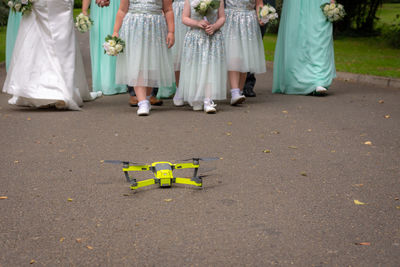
(105, 157, 219, 190)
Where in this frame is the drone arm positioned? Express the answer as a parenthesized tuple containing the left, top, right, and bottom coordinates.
(174, 177, 202, 187)
(130, 179, 156, 190)
(123, 165, 151, 172)
(173, 163, 199, 169)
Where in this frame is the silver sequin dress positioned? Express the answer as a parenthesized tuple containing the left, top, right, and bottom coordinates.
(171, 0, 189, 71)
(179, 0, 227, 106)
(115, 0, 175, 88)
(223, 0, 266, 73)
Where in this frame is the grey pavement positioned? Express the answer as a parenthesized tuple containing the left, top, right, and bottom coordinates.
(0, 32, 399, 266)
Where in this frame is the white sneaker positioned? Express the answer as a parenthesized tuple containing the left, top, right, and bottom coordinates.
(192, 104, 203, 111)
(8, 96, 18, 105)
(315, 86, 328, 94)
(204, 100, 217, 114)
(137, 100, 151, 116)
(89, 91, 103, 100)
(173, 97, 184, 107)
(230, 94, 246, 105)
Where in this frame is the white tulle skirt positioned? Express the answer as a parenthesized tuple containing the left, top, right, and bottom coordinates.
(223, 9, 266, 73)
(115, 12, 175, 88)
(171, 0, 189, 71)
(179, 29, 227, 106)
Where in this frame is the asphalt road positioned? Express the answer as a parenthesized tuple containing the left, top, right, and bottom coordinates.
(0, 32, 399, 266)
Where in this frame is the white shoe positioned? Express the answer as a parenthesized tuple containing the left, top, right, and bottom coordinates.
(8, 96, 18, 105)
(230, 94, 246, 105)
(192, 104, 203, 111)
(173, 97, 184, 107)
(137, 100, 151, 116)
(315, 86, 328, 95)
(89, 91, 103, 100)
(204, 100, 217, 114)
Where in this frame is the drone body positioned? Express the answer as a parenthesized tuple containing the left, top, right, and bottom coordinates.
(106, 158, 218, 190)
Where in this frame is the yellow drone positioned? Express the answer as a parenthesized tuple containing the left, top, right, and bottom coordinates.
(105, 158, 219, 190)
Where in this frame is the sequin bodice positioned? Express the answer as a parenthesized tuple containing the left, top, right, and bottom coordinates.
(129, 0, 163, 14)
(225, 0, 255, 11)
(189, 0, 219, 23)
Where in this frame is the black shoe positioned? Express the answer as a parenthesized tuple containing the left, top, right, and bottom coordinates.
(243, 87, 256, 97)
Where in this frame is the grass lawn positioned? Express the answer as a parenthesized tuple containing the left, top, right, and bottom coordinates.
(0, 26, 6, 63)
(376, 3, 400, 25)
(263, 34, 400, 78)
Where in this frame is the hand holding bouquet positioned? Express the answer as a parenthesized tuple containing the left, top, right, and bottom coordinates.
(259, 4, 278, 25)
(8, 0, 35, 16)
(75, 13, 94, 33)
(321, 1, 345, 22)
(192, 0, 220, 17)
(103, 35, 125, 56)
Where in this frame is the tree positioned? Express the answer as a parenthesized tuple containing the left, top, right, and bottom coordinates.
(336, 0, 383, 34)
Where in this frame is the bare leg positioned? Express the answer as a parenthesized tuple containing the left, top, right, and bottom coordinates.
(134, 86, 152, 102)
(228, 71, 240, 89)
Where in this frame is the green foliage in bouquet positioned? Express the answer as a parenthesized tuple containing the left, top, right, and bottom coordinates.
(194, 0, 220, 17)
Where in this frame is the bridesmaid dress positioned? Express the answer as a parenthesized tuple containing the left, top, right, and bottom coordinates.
(179, 0, 227, 107)
(3, 0, 95, 110)
(5, 10, 22, 72)
(90, 0, 126, 95)
(272, 0, 336, 95)
(115, 0, 174, 89)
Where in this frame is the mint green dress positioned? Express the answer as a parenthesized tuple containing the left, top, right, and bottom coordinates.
(90, 0, 126, 95)
(272, 0, 336, 95)
(5, 10, 22, 72)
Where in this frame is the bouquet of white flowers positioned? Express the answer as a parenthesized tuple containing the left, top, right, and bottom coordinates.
(259, 4, 278, 24)
(8, 0, 35, 16)
(191, 0, 220, 17)
(75, 13, 94, 33)
(103, 35, 125, 56)
(321, 2, 345, 22)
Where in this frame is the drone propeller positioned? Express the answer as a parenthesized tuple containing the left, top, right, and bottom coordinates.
(181, 157, 220, 162)
(103, 160, 145, 165)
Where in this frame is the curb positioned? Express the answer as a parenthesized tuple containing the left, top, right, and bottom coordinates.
(266, 61, 400, 90)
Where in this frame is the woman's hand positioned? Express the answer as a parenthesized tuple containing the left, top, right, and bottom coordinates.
(197, 19, 210, 29)
(166, 32, 175, 48)
(330, 0, 335, 3)
(112, 32, 119, 38)
(258, 18, 265, 26)
(82, 10, 88, 16)
(205, 24, 216, 35)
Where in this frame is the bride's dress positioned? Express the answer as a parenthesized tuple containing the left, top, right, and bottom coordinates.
(2, 0, 100, 110)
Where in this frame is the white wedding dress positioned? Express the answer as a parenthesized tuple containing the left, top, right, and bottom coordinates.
(2, 0, 100, 110)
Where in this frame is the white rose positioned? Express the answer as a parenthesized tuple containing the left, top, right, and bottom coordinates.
(329, 3, 335, 9)
(21, 0, 28, 4)
(269, 6, 276, 13)
(79, 19, 86, 25)
(115, 44, 123, 52)
(333, 7, 339, 14)
(14, 3, 21, 11)
(8, 1, 13, 8)
(108, 39, 116, 47)
(260, 8, 268, 18)
(108, 47, 116, 55)
(103, 42, 110, 52)
(324, 5, 329, 12)
(199, 2, 207, 11)
(205, 0, 212, 5)
(327, 10, 334, 17)
(81, 24, 88, 32)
